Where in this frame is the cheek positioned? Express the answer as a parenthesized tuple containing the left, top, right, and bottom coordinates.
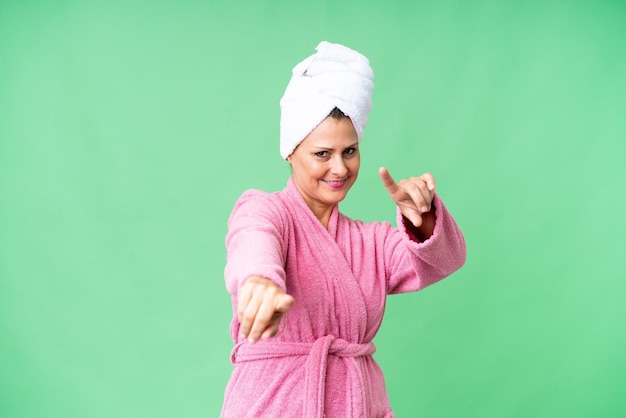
(293, 161, 322, 181)
(349, 158, 360, 172)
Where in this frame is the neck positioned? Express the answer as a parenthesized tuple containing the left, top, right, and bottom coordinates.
(313, 206, 334, 229)
(302, 198, 335, 229)
(291, 182, 335, 229)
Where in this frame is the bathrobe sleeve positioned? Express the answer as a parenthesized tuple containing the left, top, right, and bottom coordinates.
(385, 193, 466, 294)
(224, 190, 288, 295)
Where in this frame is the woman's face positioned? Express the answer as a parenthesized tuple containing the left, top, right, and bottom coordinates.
(287, 116, 360, 217)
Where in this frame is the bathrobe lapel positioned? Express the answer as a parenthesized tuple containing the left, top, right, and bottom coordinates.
(280, 179, 368, 342)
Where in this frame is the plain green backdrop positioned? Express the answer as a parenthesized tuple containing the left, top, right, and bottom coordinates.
(1, 0, 625, 417)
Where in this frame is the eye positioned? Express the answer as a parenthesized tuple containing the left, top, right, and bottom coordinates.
(343, 147, 356, 155)
(314, 151, 328, 158)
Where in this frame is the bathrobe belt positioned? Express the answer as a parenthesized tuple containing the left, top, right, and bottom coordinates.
(232, 335, 376, 418)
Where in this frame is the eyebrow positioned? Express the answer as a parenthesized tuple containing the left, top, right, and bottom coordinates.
(311, 142, 359, 151)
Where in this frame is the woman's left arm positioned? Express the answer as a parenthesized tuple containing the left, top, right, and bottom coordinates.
(379, 167, 467, 294)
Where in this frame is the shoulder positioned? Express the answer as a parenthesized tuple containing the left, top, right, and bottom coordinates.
(234, 188, 273, 206)
(232, 188, 286, 210)
(229, 188, 289, 227)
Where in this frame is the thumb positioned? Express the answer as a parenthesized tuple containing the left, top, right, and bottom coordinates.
(378, 167, 398, 194)
(275, 294, 295, 314)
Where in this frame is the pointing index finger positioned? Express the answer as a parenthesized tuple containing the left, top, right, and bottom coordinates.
(379, 167, 399, 193)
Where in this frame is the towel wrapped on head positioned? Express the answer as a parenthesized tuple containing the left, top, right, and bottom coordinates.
(279, 41, 375, 159)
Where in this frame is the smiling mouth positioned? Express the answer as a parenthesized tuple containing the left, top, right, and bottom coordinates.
(323, 178, 348, 188)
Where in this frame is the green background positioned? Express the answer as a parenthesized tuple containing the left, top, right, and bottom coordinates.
(1, 0, 625, 417)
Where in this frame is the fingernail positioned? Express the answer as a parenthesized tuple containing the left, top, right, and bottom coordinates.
(421, 206, 428, 212)
(248, 337, 256, 344)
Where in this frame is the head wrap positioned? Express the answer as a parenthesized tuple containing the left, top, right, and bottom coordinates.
(279, 41, 375, 159)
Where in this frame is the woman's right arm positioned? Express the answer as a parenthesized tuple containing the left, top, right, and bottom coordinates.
(225, 190, 295, 343)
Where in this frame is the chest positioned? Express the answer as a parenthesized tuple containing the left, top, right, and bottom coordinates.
(282, 220, 387, 336)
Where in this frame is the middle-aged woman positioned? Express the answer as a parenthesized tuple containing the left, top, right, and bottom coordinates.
(222, 41, 467, 417)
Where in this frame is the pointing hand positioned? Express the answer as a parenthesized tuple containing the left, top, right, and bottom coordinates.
(238, 276, 295, 344)
(379, 167, 436, 228)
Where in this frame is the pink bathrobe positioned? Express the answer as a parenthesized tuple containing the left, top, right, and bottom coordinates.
(222, 178, 466, 417)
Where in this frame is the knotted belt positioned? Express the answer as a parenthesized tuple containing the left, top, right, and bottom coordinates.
(231, 335, 376, 418)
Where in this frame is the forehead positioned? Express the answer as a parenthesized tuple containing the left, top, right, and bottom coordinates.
(300, 117, 358, 148)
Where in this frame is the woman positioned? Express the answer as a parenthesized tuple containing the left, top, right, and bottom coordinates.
(222, 42, 466, 417)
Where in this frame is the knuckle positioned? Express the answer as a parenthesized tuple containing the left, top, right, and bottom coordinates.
(241, 312, 255, 323)
(255, 311, 270, 323)
(265, 285, 279, 296)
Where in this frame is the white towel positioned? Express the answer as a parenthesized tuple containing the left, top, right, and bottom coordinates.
(279, 41, 375, 159)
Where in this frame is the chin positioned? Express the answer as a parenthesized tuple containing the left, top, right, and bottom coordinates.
(330, 188, 351, 203)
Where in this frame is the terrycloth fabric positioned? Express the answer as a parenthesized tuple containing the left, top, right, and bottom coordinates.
(279, 41, 375, 159)
(221, 179, 466, 417)
(232, 336, 376, 417)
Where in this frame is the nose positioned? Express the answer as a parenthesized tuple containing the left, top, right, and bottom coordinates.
(330, 155, 348, 177)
